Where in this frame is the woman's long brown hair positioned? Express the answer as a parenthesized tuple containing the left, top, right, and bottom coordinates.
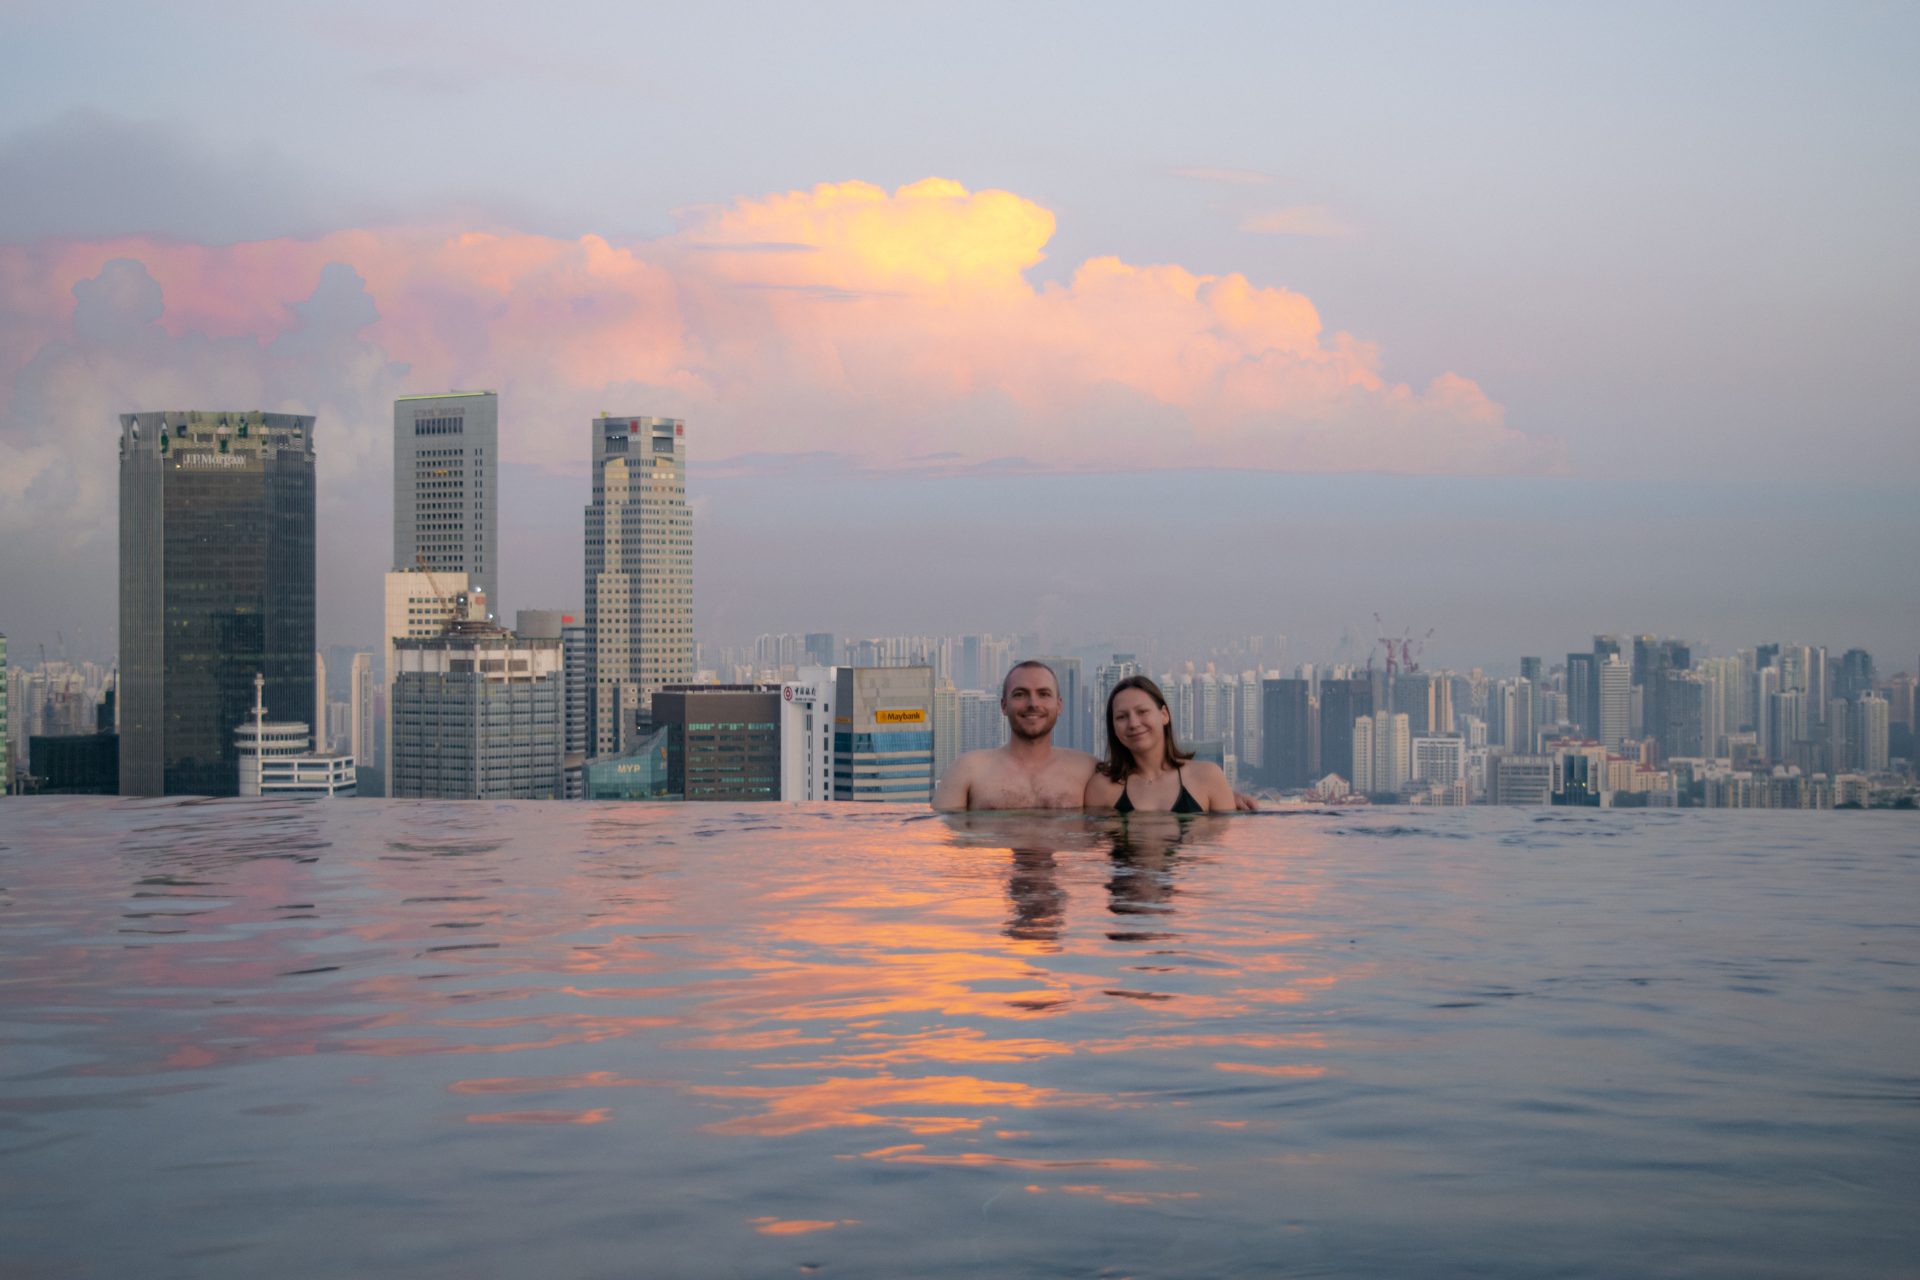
(1099, 674, 1193, 783)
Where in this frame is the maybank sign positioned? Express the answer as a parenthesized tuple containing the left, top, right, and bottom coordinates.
(875, 709, 926, 725)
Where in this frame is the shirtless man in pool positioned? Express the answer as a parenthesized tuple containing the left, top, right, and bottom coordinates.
(932, 660, 1091, 811)
(933, 661, 1258, 812)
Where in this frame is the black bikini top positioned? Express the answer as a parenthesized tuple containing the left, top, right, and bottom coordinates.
(1115, 766, 1204, 814)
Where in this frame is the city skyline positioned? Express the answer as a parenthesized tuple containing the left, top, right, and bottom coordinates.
(1, 5, 1916, 670)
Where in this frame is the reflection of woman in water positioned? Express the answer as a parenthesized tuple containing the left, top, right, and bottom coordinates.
(1084, 676, 1237, 813)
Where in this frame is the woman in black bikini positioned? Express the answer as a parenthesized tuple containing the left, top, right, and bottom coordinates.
(1083, 675, 1238, 814)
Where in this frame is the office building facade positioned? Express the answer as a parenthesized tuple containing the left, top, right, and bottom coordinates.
(389, 600, 563, 799)
(1261, 677, 1313, 791)
(393, 391, 498, 608)
(383, 568, 474, 791)
(650, 685, 782, 801)
(585, 415, 693, 757)
(1315, 675, 1369, 790)
(779, 666, 934, 802)
(119, 410, 316, 796)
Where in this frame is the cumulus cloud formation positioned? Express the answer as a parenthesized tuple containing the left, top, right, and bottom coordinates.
(0, 176, 1562, 550)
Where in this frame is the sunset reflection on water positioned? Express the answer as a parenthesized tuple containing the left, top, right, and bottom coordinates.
(2, 800, 1915, 1278)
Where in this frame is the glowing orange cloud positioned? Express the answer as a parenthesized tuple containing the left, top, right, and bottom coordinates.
(0, 176, 1563, 536)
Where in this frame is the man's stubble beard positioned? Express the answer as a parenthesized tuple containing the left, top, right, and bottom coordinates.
(1006, 714, 1058, 745)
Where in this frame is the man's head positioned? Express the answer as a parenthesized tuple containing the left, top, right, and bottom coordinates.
(1000, 660, 1062, 743)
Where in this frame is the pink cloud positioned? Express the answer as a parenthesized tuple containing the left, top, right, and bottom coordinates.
(0, 176, 1563, 541)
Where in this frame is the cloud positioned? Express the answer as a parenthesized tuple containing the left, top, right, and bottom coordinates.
(1240, 204, 1357, 239)
(0, 112, 341, 244)
(0, 176, 1561, 560)
(1171, 166, 1278, 188)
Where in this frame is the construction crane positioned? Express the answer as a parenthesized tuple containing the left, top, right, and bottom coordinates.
(1372, 615, 1438, 680)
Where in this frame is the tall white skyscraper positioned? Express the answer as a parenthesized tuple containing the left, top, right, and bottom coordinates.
(393, 391, 498, 610)
(1598, 656, 1631, 749)
(584, 415, 693, 756)
(1854, 693, 1890, 773)
(1351, 714, 1375, 794)
(313, 651, 328, 752)
(1373, 711, 1411, 795)
(349, 652, 374, 774)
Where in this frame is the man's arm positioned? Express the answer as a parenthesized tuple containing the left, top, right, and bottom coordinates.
(931, 753, 975, 811)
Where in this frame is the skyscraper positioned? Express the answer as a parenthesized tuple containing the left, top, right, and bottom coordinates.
(390, 596, 563, 799)
(393, 391, 498, 609)
(1261, 677, 1313, 790)
(1319, 676, 1372, 788)
(349, 651, 374, 778)
(119, 410, 316, 796)
(1598, 656, 1631, 749)
(1566, 652, 1595, 736)
(383, 568, 474, 792)
(1853, 693, 1889, 773)
(585, 415, 693, 756)
(1836, 649, 1876, 704)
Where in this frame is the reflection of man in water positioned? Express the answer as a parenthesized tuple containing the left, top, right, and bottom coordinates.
(932, 661, 1095, 811)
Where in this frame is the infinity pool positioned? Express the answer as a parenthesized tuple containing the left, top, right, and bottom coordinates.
(1, 800, 1915, 1277)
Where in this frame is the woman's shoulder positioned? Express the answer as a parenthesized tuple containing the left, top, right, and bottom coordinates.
(1084, 769, 1125, 801)
(1182, 759, 1235, 809)
(1183, 759, 1228, 784)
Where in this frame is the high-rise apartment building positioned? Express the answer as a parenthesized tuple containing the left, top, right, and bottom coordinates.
(1853, 693, 1890, 773)
(1350, 713, 1375, 794)
(393, 391, 498, 608)
(958, 690, 1007, 753)
(932, 678, 961, 780)
(585, 415, 693, 757)
(1374, 711, 1411, 795)
(1237, 671, 1263, 772)
(1835, 649, 1876, 704)
(0, 633, 8, 792)
(349, 652, 375, 778)
(119, 410, 316, 796)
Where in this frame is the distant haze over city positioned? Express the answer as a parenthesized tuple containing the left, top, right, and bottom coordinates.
(1, 4, 1914, 665)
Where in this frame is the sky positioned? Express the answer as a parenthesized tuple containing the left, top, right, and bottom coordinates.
(1, 1, 1915, 672)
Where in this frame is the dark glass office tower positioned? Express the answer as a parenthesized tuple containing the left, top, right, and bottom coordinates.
(1261, 678, 1313, 790)
(1317, 676, 1374, 787)
(1566, 652, 1595, 736)
(119, 411, 316, 796)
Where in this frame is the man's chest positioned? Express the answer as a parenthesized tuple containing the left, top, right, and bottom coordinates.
(978, 765, 1085, 809)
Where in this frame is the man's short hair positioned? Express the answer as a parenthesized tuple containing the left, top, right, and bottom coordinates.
(1001, 659, 1059, 700)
